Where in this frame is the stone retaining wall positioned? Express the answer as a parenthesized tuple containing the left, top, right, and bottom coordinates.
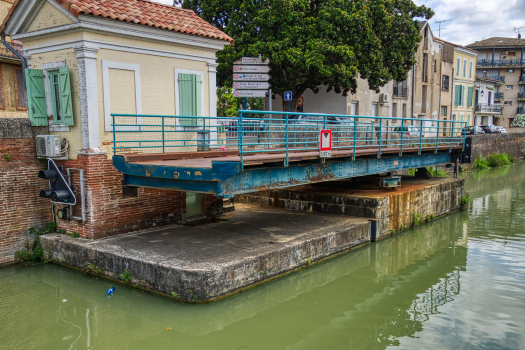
(470, 132, 525, 162)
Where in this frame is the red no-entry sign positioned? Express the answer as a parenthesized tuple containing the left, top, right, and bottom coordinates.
(320, 130, 332, 158)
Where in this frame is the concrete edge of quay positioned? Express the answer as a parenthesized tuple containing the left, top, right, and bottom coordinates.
(39, 217, 371, 303)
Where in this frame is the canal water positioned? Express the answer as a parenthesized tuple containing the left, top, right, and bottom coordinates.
(1, 164, 525, 350)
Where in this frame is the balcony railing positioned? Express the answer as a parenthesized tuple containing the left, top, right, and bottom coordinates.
(475, 104, 503, 113)
(478, 59, 523, 66)
(518, 107, 525, 114)
(518, 92, 525, 99)
(520, 75, 525, 84)
(393, 86, 408, 97)
(495, 92, 504, 99)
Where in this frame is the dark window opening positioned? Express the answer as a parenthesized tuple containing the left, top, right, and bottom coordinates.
(123, 186, 139, 198)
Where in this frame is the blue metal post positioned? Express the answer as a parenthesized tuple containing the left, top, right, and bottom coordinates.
(418, 119, 423, 155)
(400, 118, 404, 156)
(378, 118, 382, 158)
(462, 122, 466, 151)
(450, 121, 454, 153)
(162, 116, 165, 153)
(435, 120, 439, 154)
(239, 111, 244, 171)
(112, 114, 116, 155)
(285, 113, 289, 167)
(353, 121, 357, 160)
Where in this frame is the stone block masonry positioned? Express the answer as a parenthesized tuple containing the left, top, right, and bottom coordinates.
(235, 176, 465, 240)
(470, 131, 525, 163)
(0, 119, 52, 265)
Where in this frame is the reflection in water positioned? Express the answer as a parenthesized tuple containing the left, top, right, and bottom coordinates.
(1, 164, 525, 349)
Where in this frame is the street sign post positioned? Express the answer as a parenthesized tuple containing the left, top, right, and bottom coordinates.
(233, 74, 271, 82)
(233, 90, 268, 98)
(319, 130, 332, 158)
(233, 65, 271, 73)
(233, 82, 271, 90)
(234, 57, 270, 65)
(284, 91, 292, 112)
(296, 96, 304, 106)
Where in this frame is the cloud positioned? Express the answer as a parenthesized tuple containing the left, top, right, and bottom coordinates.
(414, 0, 525, 45)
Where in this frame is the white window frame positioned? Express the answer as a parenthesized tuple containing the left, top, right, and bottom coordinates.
(174, 68, 206, 130)
(41, 61, 68, 131)
(505, 85, 513, 90)
(102, 60, 142, 132)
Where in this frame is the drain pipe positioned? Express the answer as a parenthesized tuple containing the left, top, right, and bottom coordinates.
(411, 63, 416, 124)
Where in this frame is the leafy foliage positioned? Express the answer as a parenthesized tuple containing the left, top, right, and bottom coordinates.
(15, 222, 57, 264)
(487, 153, 513, 167)
(179, 0, 433, 110)
(427, 167, 447, 177)
(461, 194, 471, 206)
(473, 154, 489, 170)
(510, 114, 525, 127)
(120, 270, 132, 283)
(217, 87, 264, 117)
(412, 212, 423, 227)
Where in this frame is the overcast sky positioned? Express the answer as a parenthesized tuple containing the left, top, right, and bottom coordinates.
(157, 0, 525, 46)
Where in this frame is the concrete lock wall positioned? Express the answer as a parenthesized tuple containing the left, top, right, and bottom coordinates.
(470, 131, 525, 162)
(235, 177, 465, 239)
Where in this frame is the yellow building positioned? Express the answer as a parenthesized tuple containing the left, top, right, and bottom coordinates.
(452, 46, 478, 127)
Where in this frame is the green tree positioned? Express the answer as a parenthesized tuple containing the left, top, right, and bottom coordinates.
(217, 87, 265, 117)
(177, 0, 433, 111)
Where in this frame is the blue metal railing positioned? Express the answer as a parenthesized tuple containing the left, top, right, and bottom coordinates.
(111, 111, 467, 168)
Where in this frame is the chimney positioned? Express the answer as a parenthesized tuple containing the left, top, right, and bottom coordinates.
(519, 33, 522, 39)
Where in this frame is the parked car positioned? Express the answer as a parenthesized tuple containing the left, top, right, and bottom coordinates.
(462, 126, 485, 135)
(496, 126, 507, 133)
(288, 115, 325, 125)
(393, 126, 421, 136)
(480, 124, 498, 134)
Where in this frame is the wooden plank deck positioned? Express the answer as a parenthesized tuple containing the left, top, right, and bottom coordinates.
(126, 145, 463, 169)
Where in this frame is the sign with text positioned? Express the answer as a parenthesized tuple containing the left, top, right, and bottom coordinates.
(233, 82, 271, 90)
(233, 90, 268, 98)
(320, 130, 332, 158)
(233, 74, 271, 82)
(233, 65, 271, 73)
(234, 57, 270, 65)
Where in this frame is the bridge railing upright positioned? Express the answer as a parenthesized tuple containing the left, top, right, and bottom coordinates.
(111, 111, 467, 168)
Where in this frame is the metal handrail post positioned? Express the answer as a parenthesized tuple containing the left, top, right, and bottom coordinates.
(462, 122, 466, 151)
(112, 114, 116, 155)
(419, 119, 423, 155)
(378, 118, 382, 158)
(353, 121, 357, 160)
(285, 113, 289, 167)
(162, 116, 165, 153)
(450, 121, 454, 153)
(239, 111, 244, 171)
(435, 120, 439, 154)
(400, 118, 404, 156)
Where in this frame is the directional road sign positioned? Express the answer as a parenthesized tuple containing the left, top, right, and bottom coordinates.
(233, 82, 271, 90)
(234, 57, 270, 65)
(233, 90, 268, 98)
(233, 74, 271, 82)
(284, 91, 293, 101)
(233, 65, 271, 73)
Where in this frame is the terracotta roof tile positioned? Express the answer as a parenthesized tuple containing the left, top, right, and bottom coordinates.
(52, 0, 233, 43)
(467, 37, 525, 48)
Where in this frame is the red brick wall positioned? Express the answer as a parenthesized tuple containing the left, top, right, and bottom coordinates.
(0, 138, 52, 265)
(54, 154, 223, 239)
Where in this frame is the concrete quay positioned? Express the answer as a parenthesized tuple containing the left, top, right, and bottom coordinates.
(236, 176, 465, 239)
(40, 205, 370, 303)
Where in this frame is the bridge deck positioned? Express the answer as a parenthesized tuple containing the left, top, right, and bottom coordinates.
(126, 145, 463, 169)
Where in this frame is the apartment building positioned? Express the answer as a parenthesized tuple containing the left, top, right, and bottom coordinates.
(467, 37, 525, 127)
(474, 76, 503, 126)
(451, 46, 478, 127)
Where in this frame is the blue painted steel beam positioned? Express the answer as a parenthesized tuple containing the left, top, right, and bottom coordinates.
(114, 152, 460, 198)
(217, 152, 459, 197)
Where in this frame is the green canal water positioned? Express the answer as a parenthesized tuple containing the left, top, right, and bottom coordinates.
(2, 165, 525, 350)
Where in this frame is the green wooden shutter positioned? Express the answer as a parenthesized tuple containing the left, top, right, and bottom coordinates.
(178, 73, 199, 126)
(467, 86, 473, 107)
(455, 85, 461, 106)
(25, 69, 47, 126)
(58, 66, 74, 126)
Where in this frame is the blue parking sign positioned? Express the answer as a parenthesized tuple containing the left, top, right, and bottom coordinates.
(284, 91, 292, 101)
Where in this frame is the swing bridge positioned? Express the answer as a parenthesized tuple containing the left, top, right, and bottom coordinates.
(111, 110, 471, 198)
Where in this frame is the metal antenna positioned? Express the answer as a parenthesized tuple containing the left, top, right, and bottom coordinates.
(435, 19, 452, 38)
(514, 27, 524, 38)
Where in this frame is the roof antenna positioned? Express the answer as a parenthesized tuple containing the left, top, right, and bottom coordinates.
(515, 27, 524, 39)
(435, 19, 452, 38)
